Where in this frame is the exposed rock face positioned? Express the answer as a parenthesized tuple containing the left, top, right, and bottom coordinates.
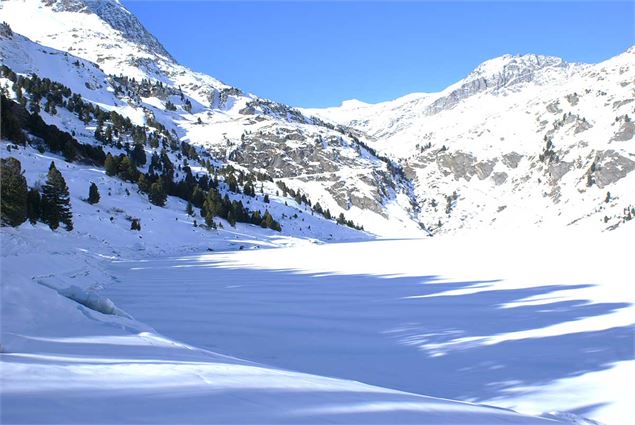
(491, 172, 508, 185)
(239, 99, 312, 125)
(437, 152, 477, 181)
(546, 101, 563, 114)
(593, 150, 635, 188)
(548, 161, 573, 182)
(227, 127, 401, 216)
(474, 160, 496, 180)
(502, 152, 523, 169)
(565, 93, 579, 106)
(573, 118, 593, 134)
(611, 120, 635, 142)
(436, 152, 496, 181)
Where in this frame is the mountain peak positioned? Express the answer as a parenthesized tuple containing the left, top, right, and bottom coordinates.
(470, 53, 568, 79)
(42, 0, 174, 60)
(340, 99, 370, 109)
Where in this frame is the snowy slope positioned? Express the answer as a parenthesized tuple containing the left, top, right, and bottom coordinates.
(306, 49, 635, 233)
(2, 225, 567, 425)
(0, 0, 423, 237)
(3, 0, 632, 235)
(104, 227, 634, 425)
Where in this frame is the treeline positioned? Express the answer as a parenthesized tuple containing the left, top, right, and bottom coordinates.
(1, 95, 106, 165)
(1, 65, 195, 156)
(1, 65, 282, 232)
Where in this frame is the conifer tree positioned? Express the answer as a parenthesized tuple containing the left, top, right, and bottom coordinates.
(262, 210, 281, 232)
(104, 153, 118, 176)
(137, 174, 151, 193)
(94, 123, 103, 142)
(41, 162, 73, 231)
(250, 210, 262, 225)
(104, 125, 113, 143)
(226, 174, 239, 193)
(191, 185, 204, 207)
(148, 178, 167, 206)
(88, 182, 100, 204)
(0, 157, 28, 227)
(26, 188, 41, 224)
(0, 96, 26, 144)
(131, 143, 146, 166)
(186, 199, 194, 216)
(227, 210, 236, 227)
(130, 218, 141, 231)
(63, 141, 77, 162)
(203, 188, 223, 221)
(243, 182, 253, 197)
(117, 156, 133, 181)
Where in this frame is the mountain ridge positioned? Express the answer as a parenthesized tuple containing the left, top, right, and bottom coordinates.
(1, 0, 634, 237)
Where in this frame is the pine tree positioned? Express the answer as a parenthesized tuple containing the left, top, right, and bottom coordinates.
(148, 178, 167, 206)
(94, 123, 103, 142)
(104, 125, 113, 143)
(250, 210, 262, 225)
(227, 210, 236, 227)
(63, 142, 77, 162)
(0, 157, 28, 227)
(26, 188, 41, 224)
(137, 174, 151, 193)
(130, 218, 141, 231)
(186, 199, 194, 216)
(226, 174, 239, 193)
(88, 182, 100, 204)
(203, 188, 224, 222)
(131, 143, 146, 166)
(261, 211, 272, 228)
(117, 156, 133, 181)
(41, 162, 73, 231)
(104, 153, 118, 176)
(191, 185, 204, 207)
(262, 210, 281, 232)
(1, 96, 26, 144)
(243, 182, 253, 197)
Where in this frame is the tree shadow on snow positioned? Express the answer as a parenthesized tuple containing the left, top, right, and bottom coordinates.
(106, 257, 634, 406)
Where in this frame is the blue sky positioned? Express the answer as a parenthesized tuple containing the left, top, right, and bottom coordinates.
(123, 1, 635, 108)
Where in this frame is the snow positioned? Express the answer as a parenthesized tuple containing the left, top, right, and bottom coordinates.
(2, 217, 632, 424)
(0, 3, 423, 237)
(2, 221, 579, 424)
(102, 226, 632, 424)
(1, 1, 634, 423)
(304, 46, 635, 234)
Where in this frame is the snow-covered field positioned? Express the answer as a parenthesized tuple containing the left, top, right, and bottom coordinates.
(2, 224, 633, 424)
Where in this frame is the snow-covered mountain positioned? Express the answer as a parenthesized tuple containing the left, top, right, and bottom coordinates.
(307, 49, 635, 233)
(3, 0, 633, 236)
(0, 0, 420, 237)
(2, 1, 633, 424)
